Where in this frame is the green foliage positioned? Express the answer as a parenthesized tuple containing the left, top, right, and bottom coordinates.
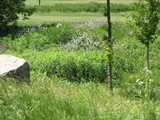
(2, 22, 136, 83)
(130, 0, 160, 45)
(2, 21, 160, 99)
(16, 49, 107, 82)
(29, 2, 131, 13)
(0, 0, 33, 31)
(120, 69, 160, 100)
(2, 22, 158, 84)
(128, 0, 160, 97)
(65, 31, 103, 51)
(0, 77, 160, 120)
(1, 0, 160, 118)
(5, 23, 75, 51)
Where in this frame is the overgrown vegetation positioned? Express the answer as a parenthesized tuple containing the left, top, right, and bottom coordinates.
(3, 22, 160, 94)
(0, 77, 160, 120)
(129, 0, 160, 100)
(130, 0, 160, 70)
(0, 0, 160, 119)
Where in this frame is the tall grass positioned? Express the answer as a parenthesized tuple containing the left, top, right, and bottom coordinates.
(1, 19, 160, 120)
(28, 2, 132, 13)
(1, 0, 160, 119)
(0, 76, 160, 120)
(25, 0, 137, 5)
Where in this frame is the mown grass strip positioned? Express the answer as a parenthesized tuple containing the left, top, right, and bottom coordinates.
(18, 12, 128, 25)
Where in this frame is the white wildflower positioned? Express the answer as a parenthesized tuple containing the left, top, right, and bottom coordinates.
(144, 67, 148, 71)
(136, 79, 144, 86)
(136, 79, 140, 83)
(128, 31, 133, 35)
(143, 67, 152, 74)
(139, 81, 144, 86)
(56, 23, 62, 28)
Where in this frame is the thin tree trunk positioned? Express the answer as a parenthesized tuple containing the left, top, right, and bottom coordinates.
(145, 41, 150, 99)
(108, 54, 113, 91)
(146, 41, 149, 70)
(107, 0, 113, 91)
(39, 0, 41, 6)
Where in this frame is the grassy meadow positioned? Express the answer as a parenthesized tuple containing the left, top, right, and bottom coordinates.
(1, 0, 160, 119)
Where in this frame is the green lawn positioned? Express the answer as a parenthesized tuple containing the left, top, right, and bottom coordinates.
(18, 12, 128, 25)
(25, 0, 137, 5)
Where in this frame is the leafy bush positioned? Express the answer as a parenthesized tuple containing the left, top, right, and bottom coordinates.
(0, 23, 57, 37)
(0, 0, 33, 32)
(24, 49, 108, 82)
(65, 31, 102, 51)
(5, 23, 75, 51)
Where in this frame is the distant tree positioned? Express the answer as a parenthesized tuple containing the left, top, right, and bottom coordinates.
(39, 0, 41, 6)
(0, 0, 33, 30)
(130, 0, 160, 70)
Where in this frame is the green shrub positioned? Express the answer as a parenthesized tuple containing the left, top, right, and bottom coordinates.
(65, 31, 103, 51)
(5, 23, 75, 52)
(25, 49, 107, 82)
